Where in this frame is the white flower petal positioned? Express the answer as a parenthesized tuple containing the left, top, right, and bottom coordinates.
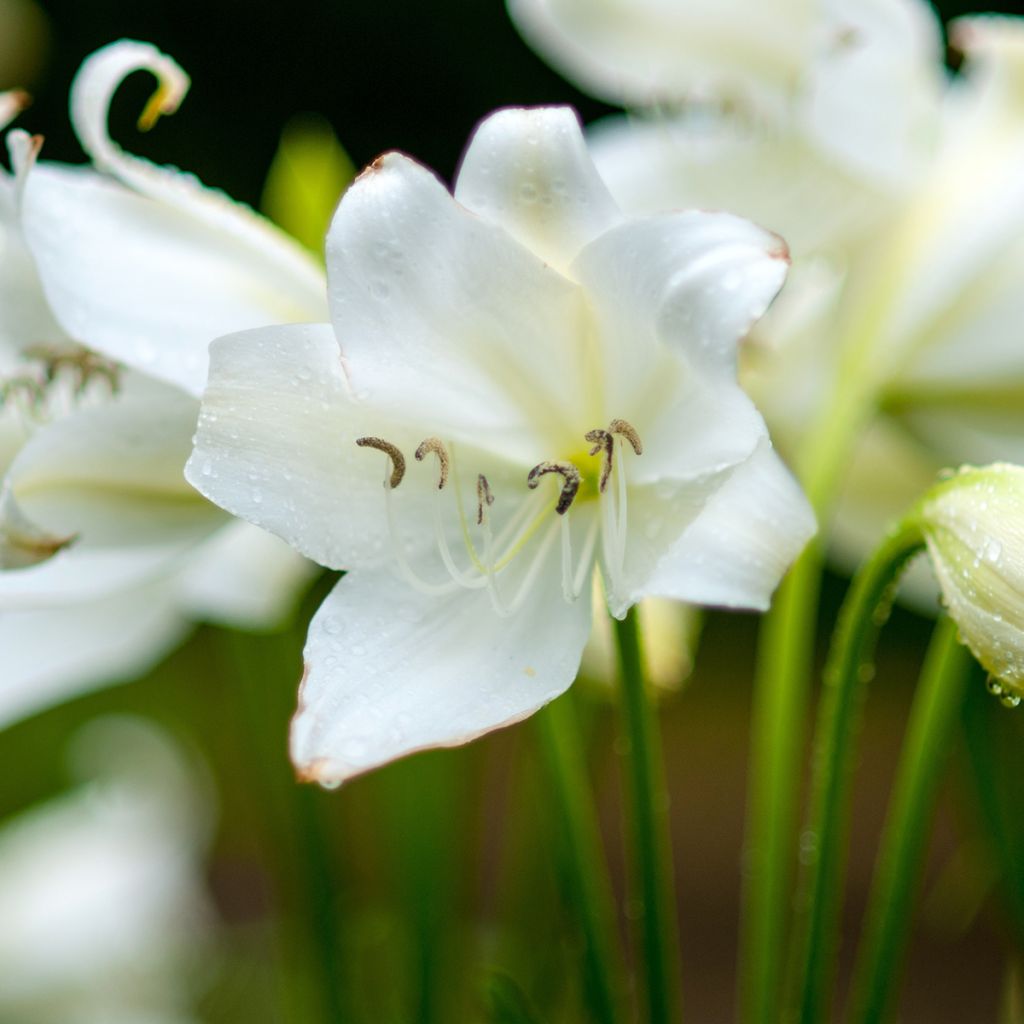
(507, 0, 806, 110)
(20, 161, 326, 397)
(186, 323, 437, 572)
(801, 0, 943, 188)
(291, 563, 592, 785)
(588, 113, 891, 257)
(0, 584, 188, 730)
(572, 210, 788, 395)
(622, 441, 815, 613)
(0, 383, 221, 606)
(177, 521, 318, 630)
(454, 106, 622, 273)
(326, 151, 593, 458)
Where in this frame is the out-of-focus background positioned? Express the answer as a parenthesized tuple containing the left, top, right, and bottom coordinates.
(2, 1, 1024, 1022)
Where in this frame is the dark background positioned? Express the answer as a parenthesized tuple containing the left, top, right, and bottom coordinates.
(18, 0, 1024, 211)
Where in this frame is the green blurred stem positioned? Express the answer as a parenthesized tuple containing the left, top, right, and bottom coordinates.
(739, 362, 877, 1024)
(535, 695, 627, 1024)
(791, 518, 925, 1024)
(614, 608, 683, 1024)
(740, 543, 824, 1023)
(224, 627, 347, 1024)
(848, 616, 971, 1024)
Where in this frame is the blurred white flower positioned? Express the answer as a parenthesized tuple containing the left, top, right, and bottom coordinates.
(917, 464, 1024, 705)
(767, 18, 1024, 585)
(0, 716, 215, 1024)
(509, 0, 944, 194)
(187, 106, 814, 785)
(0, 41, 325, 725)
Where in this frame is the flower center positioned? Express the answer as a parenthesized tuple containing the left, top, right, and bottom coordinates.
(356, 419, 642, 617)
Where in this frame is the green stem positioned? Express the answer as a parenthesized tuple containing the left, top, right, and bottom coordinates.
(535, 693, 627, 1024)
(739, 543, 824, 1023)
(848, 616, 971, 1024)
(791, 519, 925, 1024)
(740, 369, 874, 1024)
(614, 608, 683, 1024)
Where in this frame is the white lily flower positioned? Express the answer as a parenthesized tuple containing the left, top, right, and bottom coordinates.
(508, 0, 944, 190)
(187, 107, 815, 785)
(0, 717, 215, 1024)
(0, 41, 323, 720)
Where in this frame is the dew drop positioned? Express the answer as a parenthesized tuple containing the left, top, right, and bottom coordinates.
(986, 675, 1004, 697)
(1000, 692, 1021, 709)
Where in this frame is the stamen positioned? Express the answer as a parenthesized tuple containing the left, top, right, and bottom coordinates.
(356, 436, 405, 488)
(572, 516, 601, 599)
(414, 437, 449, 489)
(476, 474, 494, 526)
(527, 461, 581, 515)
(585, 428, 615, 492)
(486, 517, 562, 618)
(609, 418, 643, 455)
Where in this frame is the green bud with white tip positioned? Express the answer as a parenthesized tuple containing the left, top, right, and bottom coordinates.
(917, 463, 1024, 706)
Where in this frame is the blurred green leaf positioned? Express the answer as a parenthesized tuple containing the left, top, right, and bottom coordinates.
(485, 972, 547, 1024)
(261, 113, 355, 257)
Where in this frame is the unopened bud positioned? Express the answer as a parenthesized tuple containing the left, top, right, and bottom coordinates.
(919, 464, 1024, 703)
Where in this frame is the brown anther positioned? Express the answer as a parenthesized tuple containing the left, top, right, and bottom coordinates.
(609, 419, 643, 456)
(356, 436, 406, 489)
(527, 461, 581, 516)
(585, 428, 615, 491)
(414, 437, 450, 489)
(476, 474, 495, 525)
(584, 420, 643, 493)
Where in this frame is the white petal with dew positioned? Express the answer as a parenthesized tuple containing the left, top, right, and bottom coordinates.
(21, 161, 326, 397)
(187, 322, 439, 574)
(291, 561, 592, 785)
(571, 209, 788, 404)
(624, 440, 815, 613)
(326, 151, 592, 458)
(454, 106, 622, 274)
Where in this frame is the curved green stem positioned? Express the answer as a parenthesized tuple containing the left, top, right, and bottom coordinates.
(614, 608, 683, 1024)
(848, 615, 972, 1024)
(535, 694, 628, 1024)
(791, 519, 925, 1024)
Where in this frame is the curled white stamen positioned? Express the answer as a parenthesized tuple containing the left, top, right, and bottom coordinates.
(71, 41, 190, 185)
(67, 41, 319, 283)
(486, 517, 562, 618)
(560, 514, 574, 603)
(572, 516, 601, 599)
(431, 486, 486, 590)
(614, 434, 630, 577)
(380, 462, 458, 597)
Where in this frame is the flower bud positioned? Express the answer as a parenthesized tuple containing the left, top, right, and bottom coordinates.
(919, 464, 1024, 706)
